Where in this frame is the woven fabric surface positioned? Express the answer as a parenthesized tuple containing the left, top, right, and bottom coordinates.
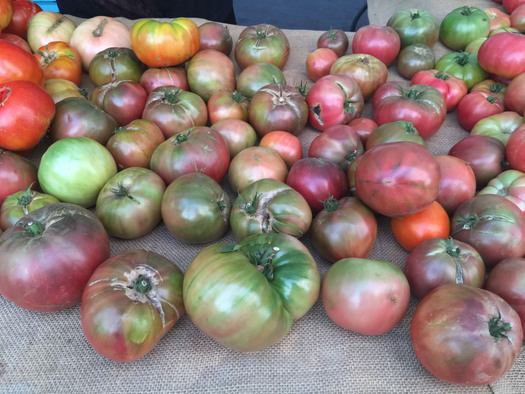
(1, 2, 524, 393)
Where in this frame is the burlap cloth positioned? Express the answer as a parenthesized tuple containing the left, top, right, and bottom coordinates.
(1, 1, 523, 393)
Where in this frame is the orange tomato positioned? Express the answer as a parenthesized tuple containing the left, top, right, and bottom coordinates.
(484, 8, 511, 31)
(391, 201, 450, 252)
(259, 131, 303, 169)
(34, 41, 83, 85)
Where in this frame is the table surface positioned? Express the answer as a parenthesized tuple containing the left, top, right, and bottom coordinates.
(1, 1, 524, 393)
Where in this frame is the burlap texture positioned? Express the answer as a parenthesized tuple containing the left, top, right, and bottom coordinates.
(1, 2, 524, 393)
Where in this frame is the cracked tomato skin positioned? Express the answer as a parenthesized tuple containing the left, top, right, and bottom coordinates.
(411, 284, 523, 386)
(81, 249, 185, 362)
(321, 257, 410, 335)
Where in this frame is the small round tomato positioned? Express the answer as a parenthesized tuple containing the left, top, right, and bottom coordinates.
(351, 25, 400, 66)
(305, 48, 338, 82)
(259, 130, 302, 169)
(396, 43, 435, 80)
(198, 21, 233, 55)
(316, 28, 348, 57)
(34, 41, 82, 85)
(391, 201, 450, 252)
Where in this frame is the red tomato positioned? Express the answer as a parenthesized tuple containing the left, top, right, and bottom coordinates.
(457, 92, 504, 131)
(505, 72, 525, 114)
(391, 201, 450, 252)
(3, 0, 41, 38)
(477, 32, 525, 80)
(0, 32, 31, 52)
(510, 4, 525, 31)
(507, 124, 525, 172)
(478, 169, 525, 213)
(351, 25, 400, 67)
(34, 41, 83, 85)
(0, 80, 55, 151)
(198, 21, 232, 55)
(259, 130, 302, 169)
(470, 78, 507, 106)
(348, 117, 378, 145)
(410, 69, 468, 112)
(305, 48, 338, 82)
(0, 0, 12, 30)
(503, 0, 525, 13)
(210, 118, 257, 159)
(207, 89, 249, 124)
(139, 66, 188, 94)
(0, 40, 44, 85)
(0, 149, 37, 205)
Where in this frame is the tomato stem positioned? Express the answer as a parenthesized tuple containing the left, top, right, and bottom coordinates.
(322, 195, 340, 212)
(16, 183, 35, 208)
(488, 309, 513, 342)
(175, 133, 188, 144)
(133, 274, 152, 294)
(435, 71, 449, 81)
(344, 150, 358, 163)
(453, 52, 471, 67)
(327, 27, 337, 40)
(21, 221, 44, 237)
(93, 18, 109, 38)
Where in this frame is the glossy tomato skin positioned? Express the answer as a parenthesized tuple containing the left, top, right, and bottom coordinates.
(26, 11, 76, 53)
(451, 194, 525, 268)
(439, 6, 491, 50)
(96, 168, 166, 239)
(305, 48, 338, 82)
(88, 47, 146, 87)
(210, 118, 257, 159)
(321, 258, 410, 335)
(183, 233, 320, 352)
(355, 142, 440, 217)
(236, 62, 286, 99)
(0, 80, 55, 152)
(44, 78, 86, 103)
(470, 79, 507, 106)
(81, 249, 185, 362)
(435, 51, 487, 90)
(457, 92, 504, 132)
(139, 66, 188, 94)
(507, 124, 525, 172)
(207, 89, 249, 124)
(387, 9, 440, 48)
(150, 126, 230, 185)
(3, 0, 41, 38)
(405, 237, 485, 299)
(471, 111, 524, 146)
(0, 40, 44, 85)
(505, 72, 525, 115)
(161, 172, 231, 243)
(0, 203, 110, 312)
(477, 32, 525, 80)
(348, 117, 378, 145)
(311, 196, 377, 263)
(0, 149, 37, 205)
(351, 25, 400, 66)
(365, 120, 425, 151)
(130, 17, 199, 67)
(410, 69, 467, 112)
(235, 24, 290, 70)
(259, 130, 302, 169)
(396, 43, 435, 80)
(230, 178, 312, 241)
(34, 41, 83, 85)
(478, 169, 525, 213)
(411, 284, 523, 386)
(316, 28, 349, 57)
(198, 21, 233, 55)
(372, 81, 446, 139)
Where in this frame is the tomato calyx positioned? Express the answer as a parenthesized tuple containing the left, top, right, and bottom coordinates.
(221, 241, 279, 281)
(435, 71, 450, 81)
(321, 195, 341, 212)
(486, 95, 497, 104)
(327, 27, 338, 40)
(400, 87, 424, 100)
(21, 221, 44, 237)
(489, 82, 505, 94)
(13, 183, 35, 215)
(133, 274, 152, 294)
(444, 237, 465, 284)
(174, 133, 188, 144)
(409, 10, 423, 20)
(460, 6, 477, 17)
(488, 309, 513, 343)
(231, 90, 249, 103)
(36, 49, 59, 66)
(109, 182, 140, 203)
(296, 81, 308, 97)
(345, 149, 358, 162)
(161, 87, 182, 104)
(402, 121, 418, 134)
(453, 52, 471, 66)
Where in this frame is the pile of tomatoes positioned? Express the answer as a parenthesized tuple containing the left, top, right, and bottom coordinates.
(1, 0, 525, 387)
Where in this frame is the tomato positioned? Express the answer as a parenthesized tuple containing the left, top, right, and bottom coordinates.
(96, 168, 166, 239)
(396, 43, 435, 80)
(329, 53, 388, 100)
(504, 0, 525, 13)
(477, 32, 525, 80)
(26, 11, 76, 53)
(207, 89, 249, 124)
(0, 203, 110, 312)
(505, 72, 525, 115)
(286, 157, 348, 215)
(210, 118, 257, 159)
(161, 172, 231, 244)
(485, 257, 525, 337)
(410, 69, 468, 112)
(386, 9, 440, 48)
(478, 169, 525, 213)
(44, 78, 87, 103)
(259, 130, 302, 169)
(510, 4, 525, 31)
(0, 40, 44, 85)
(228, 146, 288, 193)
(3, 0, 41, 38)
(34, 41, 82, 85)
(449, 135, 506, 188)
(405, 237, 485, 299)
(365, 120, 425, 150)
(88, 47, 145, 87)
(305, 74, 364, 131)
(198, 21, 232, 55)
(38, 137, 118, 208)
(305, 48, 338, 82)
(311, 196, 377, 263)
(439, 6, 490, 50)
(248, 84, 308, 137)
(187, 49, 235, 102)
(451, 194, 525, 268)
(391, 201, 450, 252)
(434, 51, 487, 89)
(139, 66, 188, 94)
(434, 154, 476, 215)
(464, 36, 487, 54)
(150, 126, 230, 185)
(470, 110, 524, 146)
(130, 18, 199, 68)
(316, 28, 348, 57)
(471, 79, 507, 106)
(81, 249, 185, 362)
(411, 284, 523, 386)
(351, 25, 400, 66)
(485, 7, 512, 32)
(141, 86, 207, 138)
(236, 62, 286, 99)
(348, 117, 378, 145)
(50, 96, 118, 145)
(0, 31, 31, 52)
(91, 79, 148, 126)
(507, 124, 525, 171)
(0, 0, 12, 29)
(457, 92, 504, 131)
(230, 178, 312, 241)
(0, 80, 55, 152)
(234, 24, 290, 70)
(0, 185, 60, 231)
(106, 119, 165, 170)
(321, 257, 410, 335)
(183, 233, 320, 352)
(0, 149, 37, 205)
(355, 141, 440, 217)
(372, 81, 447, 139)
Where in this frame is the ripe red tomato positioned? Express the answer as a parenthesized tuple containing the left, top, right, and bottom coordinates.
(478, 32, 525, 79)
(510, 4, 525, 31)
(0, 40, 44, 85)
(34, 41, 83, 85)
(139, 66, 188, 94)
(351, 25, 400, 66)
(410, 69, 468, 112)
(0, 80, 55, 152)
(210, 118, 257, 159)
(198, 21, 232, 55)
(0, 149, 37, 205)
(391, 201, 450, 252)
(305, 48, 338, 82)
(3, 0, 41, 38)
(259, 130, 302, 169)
(505, 72, 525, 115)
(456, 91, 504, 131)
(348, 117, 378, 145)
(507, 124, 525, 172)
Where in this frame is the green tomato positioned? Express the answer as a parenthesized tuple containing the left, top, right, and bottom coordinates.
(435, 52, 487, 89)
(471, 111, 525, 146)
(38, 137, 117, 207)
(439, 6, 490, 50)
(387, 9, 440, 48)
(183, 232, 320, 352)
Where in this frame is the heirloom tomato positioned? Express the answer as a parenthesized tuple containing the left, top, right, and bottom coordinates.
(470, 79, 507, 105)
(0, 31, 31, 52)
(44, 78, 86, 103)
(210, 118, 257, 159)
(507, 124, 525, 172)
(470, 110, 524, 146)
(0, 0, 12, 30)
(485, 7, 512, 32)
(305, 48, 338, 82)
(321, 258, 410, 335)
(457, 92, 504, 132)
(207, 89, 250, 124)
(410, 69, 467, 112)
(316, 28, 348, 57)
(0, 40, 44, 85)
(411, 284, 523, 386)
(26, 11, 76, 53)
(504, 0, 525, 14)
(0, 149, 37, 205)
(198, 21, 233, 55)
(365, 120, 425, 151)
(139, 66, 188, 94)
(510, 4, 525, 31)
(348, 117, 378, 144)
(434, 51, 487, 89)
(34, 41, 82, 85)
(439, 6, 490, 50)
(183, 233, 320, 352)
(478, 169, 525, 213)
(351, 25, 400, 66)
(259, 130, 302, 169)
(81, 249, 185, 362)
(505, 72, 525, 115)
(88, 47, 146, 87)
(4, 0, 41, 38)
(236, 62, 286, 99)
(0, 203, 110, 312)
(477, 32, 525, 80)
(396, 43, 435, 80)
(386, 9, 439, 48)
